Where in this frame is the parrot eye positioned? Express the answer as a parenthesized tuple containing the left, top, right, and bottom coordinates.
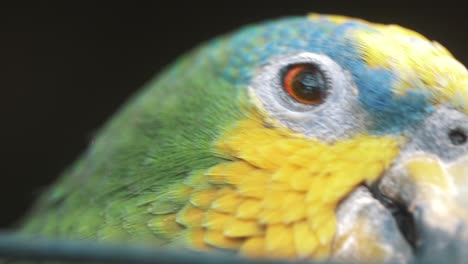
(250, 52, 364, 140)
(282, 64, 329, 105)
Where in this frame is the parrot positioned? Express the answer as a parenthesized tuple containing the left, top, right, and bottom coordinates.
(9, 13, 468, 264)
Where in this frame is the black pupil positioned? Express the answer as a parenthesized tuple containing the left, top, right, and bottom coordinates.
(292, 65, 327, 102)
(449, 128, 467, 145)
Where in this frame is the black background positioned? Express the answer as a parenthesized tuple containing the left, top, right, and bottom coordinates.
(1, 2, 467, 228)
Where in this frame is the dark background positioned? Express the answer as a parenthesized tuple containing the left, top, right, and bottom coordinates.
(1, 2, 467, 228)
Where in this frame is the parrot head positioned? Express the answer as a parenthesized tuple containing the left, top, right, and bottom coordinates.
(21, 14, 468, 264)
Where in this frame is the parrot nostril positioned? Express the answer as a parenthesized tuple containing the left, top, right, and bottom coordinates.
(449, 128, 467, 146)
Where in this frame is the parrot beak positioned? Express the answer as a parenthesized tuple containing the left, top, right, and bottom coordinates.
(379, 153, 468, 261)
(333, 152, 468, 264)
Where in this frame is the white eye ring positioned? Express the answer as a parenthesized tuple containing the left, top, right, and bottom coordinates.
(248, 52, 369, 141)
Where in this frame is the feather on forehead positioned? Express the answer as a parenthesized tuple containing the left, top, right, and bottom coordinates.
(308, 14, 468, 113)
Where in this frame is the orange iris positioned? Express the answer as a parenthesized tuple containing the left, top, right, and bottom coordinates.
(283, 64, 327, 105)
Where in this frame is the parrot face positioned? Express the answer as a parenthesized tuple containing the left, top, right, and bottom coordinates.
(22, 14, 468, 264)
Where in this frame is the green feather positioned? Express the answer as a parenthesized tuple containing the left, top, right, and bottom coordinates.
(21, 37, 249, 243)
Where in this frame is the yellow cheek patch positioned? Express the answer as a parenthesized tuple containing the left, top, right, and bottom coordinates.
(149, 113, 400, 260)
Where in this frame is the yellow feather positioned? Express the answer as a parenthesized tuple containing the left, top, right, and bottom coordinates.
(176, 229, 210, 251)
(235, 199, 262, 220)
(235, 184, 267, 199)
(271, 164, 298, 183)
(189, 189, 218, 209)
(293, 221, 319, 259)
(282, 203, 306, 224)
(204, 230, 243, 249)
(211, 192, 242, 213)
(240, 237, 266, 258)
(224, 218, 264, 237)
(265, 224, 296, 258)
(202, 211, 232, 230)
(175, 205, 204, 227)
(258, 210, 284, 225)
